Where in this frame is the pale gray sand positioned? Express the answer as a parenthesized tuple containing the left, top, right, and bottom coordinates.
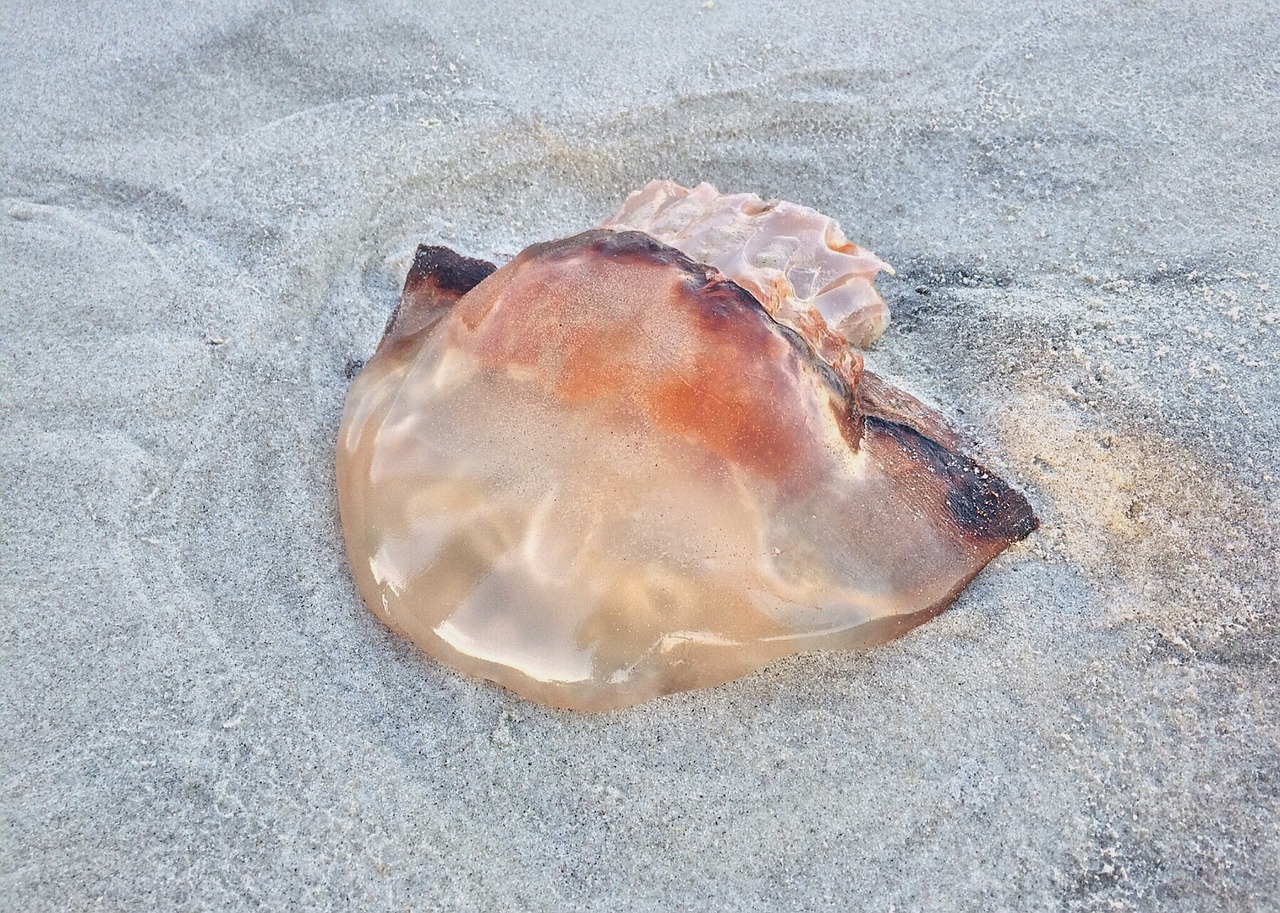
(2, 1, 1277, 910)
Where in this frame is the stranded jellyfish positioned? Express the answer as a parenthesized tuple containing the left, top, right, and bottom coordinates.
(337, 182, 1036, 711)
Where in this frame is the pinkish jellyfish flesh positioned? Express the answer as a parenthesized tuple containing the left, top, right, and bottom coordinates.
(336, 184, 1036, 711)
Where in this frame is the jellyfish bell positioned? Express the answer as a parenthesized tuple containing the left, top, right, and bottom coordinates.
(336, 188, 1036, 711)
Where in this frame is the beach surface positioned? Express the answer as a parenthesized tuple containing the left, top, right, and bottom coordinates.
(2, 1, 1277, 909)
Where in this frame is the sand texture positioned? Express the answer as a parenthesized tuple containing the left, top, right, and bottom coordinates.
(2, 1, 1278, 910)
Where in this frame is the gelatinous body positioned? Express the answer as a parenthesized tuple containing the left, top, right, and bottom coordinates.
(337, 222, 1036, 711)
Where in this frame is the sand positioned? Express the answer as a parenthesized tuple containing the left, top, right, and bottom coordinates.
(2, 1, 1277, 909)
